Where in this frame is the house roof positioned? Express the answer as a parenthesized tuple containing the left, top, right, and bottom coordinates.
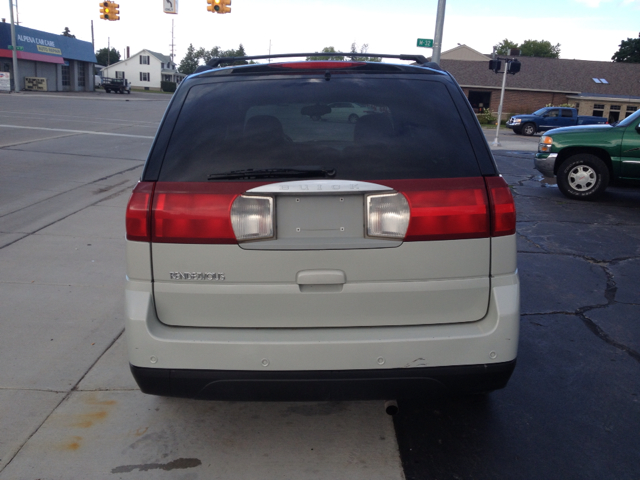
(147, 50, 172, 64)
(440, 56, 640, 98)
(437, 44, 490, 62)
(102, 49, 175, 69)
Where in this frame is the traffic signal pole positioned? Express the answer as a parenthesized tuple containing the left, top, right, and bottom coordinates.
(8, 0, 19, 92)
(491, 65, 508, 147)
(431, 0, 446, 65)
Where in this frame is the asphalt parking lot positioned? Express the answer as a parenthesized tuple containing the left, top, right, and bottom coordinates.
(0, 92, 638, 479)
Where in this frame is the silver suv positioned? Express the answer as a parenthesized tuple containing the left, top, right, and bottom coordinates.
(125, 53, 519, 400)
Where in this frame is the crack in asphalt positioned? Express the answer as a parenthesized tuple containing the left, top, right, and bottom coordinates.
(517, 227, 639, 365)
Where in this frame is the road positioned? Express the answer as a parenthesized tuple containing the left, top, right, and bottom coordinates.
(0, 92, 638, 479)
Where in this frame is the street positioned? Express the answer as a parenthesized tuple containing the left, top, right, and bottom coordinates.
(0, 92, 638, 479)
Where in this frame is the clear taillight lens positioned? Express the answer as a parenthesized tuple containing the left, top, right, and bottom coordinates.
(231, 195, 274, 241)
(366, 192, 410, 239)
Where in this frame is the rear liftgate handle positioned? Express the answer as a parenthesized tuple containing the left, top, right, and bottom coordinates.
(296, 270, 346, 293)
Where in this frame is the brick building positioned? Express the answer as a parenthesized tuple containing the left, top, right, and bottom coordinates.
(438, 46, 640, 122)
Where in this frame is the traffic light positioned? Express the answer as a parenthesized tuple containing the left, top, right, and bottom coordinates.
(99, 1, 119, 20)
(99, 1, 110, 20)
(110, 2, 120, 20)
(208, 0, 231, 14)
(488, 59, 501, 73)
(507, 59, 521, 75)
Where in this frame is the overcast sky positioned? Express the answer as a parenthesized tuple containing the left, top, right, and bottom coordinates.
(0, 0, 638, 64)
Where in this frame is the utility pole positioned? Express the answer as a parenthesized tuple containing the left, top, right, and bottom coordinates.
(91, 20, 94, 50)
(107, 37, 110, 66)
(431, 0, 446, 65)
(8, 0, 19, 92)
(169, 18, 175, 64)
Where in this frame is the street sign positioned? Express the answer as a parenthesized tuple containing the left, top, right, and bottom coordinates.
(417, 38, 433, 48)
(7, 45, 24, 51)
(163, 0, 178, 14)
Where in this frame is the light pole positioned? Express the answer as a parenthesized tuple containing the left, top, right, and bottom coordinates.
(431, 0, 446, 65)
(8, 0, 19, 93)
(491, 65, 508, 147)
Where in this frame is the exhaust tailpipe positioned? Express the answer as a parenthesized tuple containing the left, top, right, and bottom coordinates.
(384, 400, 399, 415)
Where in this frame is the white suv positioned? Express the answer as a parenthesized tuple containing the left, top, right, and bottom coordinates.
(125, 53, 519, 400)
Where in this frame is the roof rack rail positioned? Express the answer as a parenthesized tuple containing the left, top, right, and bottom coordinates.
(193, 53, 441, 73)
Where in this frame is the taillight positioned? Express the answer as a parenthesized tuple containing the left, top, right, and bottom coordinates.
(385, 178, 490, 242)
(230, 195, 274, 241)
(485, 176, 516, 236)
(125, 182, 155, 242)
(366, 192, 410, 239)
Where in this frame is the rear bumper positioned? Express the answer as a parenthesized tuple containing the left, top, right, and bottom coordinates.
(125, 272, 519, 399)
(131, 361, 517, 400)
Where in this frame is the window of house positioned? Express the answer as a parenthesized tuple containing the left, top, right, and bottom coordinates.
(140, 55, 150, 65)
(161, 63, 165, 69)
(140, 72, 150, 82)
(467, 90, 491, 113)
(115, 71, 124, 79)
(625, 106, 637, 118)
(592, 104, 605, 117)
(61, 64, 70, 86)
(77, 63, 85, 87)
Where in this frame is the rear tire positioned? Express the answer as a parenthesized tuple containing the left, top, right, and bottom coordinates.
(522, 123, 536, 136)
(557, 154, 609, 200)
(105, 89, 110, 93)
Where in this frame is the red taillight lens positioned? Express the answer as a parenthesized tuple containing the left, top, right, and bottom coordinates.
(152, 184, 237, 244)
(125, 181, 155, 242)
(485, 176, 516, 236)
(273, 61, 366, 69)
(381, 178, 490, 241)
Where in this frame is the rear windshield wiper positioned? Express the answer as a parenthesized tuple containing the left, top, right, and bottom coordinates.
(208, 166, 337, 180)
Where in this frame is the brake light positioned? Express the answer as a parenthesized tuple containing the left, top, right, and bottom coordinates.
(381, 178, 490, 241)
(485, 176, 516, 236)
(125, 182, 155, 242)
(273, 61, 366, 69)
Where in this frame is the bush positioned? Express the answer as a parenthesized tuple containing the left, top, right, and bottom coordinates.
(161, 81, 177, 93)
(477, 108, 496, 125)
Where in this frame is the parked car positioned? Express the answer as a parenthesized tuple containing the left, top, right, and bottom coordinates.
(94, 75, 102, 87)
(535, 109, 640, 199)
(102, 77, 130, 94)
(319, 102, 375, 123)
(125, 53, 519, 401)
(507, 107, 607, 136)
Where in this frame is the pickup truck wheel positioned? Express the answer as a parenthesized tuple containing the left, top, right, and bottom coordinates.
(557, 154, 610, 200)
(105, 89, 110, 93)
(522, 123, 536, 136)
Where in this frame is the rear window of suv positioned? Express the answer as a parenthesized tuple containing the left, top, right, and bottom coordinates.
(158, 76, 481, 181)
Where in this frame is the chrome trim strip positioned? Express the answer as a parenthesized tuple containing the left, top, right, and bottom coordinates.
(247, 180, 393, 194)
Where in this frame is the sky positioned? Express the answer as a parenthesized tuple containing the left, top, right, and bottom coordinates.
(0, 0, 638, 65)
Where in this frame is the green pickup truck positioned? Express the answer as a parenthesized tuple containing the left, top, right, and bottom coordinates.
(535, 109, 640, 200)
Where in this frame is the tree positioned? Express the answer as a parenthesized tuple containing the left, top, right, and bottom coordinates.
(348, 42, 381, 62)
(307, 47, 344, 61)
(612, 33, 640, 63)
(61, 27, 75, 38)
(495, 39, 519, 55)
(520, 39, 560, 58)
(178, 43, 199, 74)
(178, 43, 250, 75)
(494, 39, 560, 58)
(95, 47, 120, 66)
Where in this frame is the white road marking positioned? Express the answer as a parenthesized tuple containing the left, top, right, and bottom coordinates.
(0, 124, 155, 139)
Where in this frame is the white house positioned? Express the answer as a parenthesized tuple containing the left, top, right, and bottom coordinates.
(101, 49, 185, 90)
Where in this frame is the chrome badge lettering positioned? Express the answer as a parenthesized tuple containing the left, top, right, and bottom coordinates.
(170, 272, 226, 281)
